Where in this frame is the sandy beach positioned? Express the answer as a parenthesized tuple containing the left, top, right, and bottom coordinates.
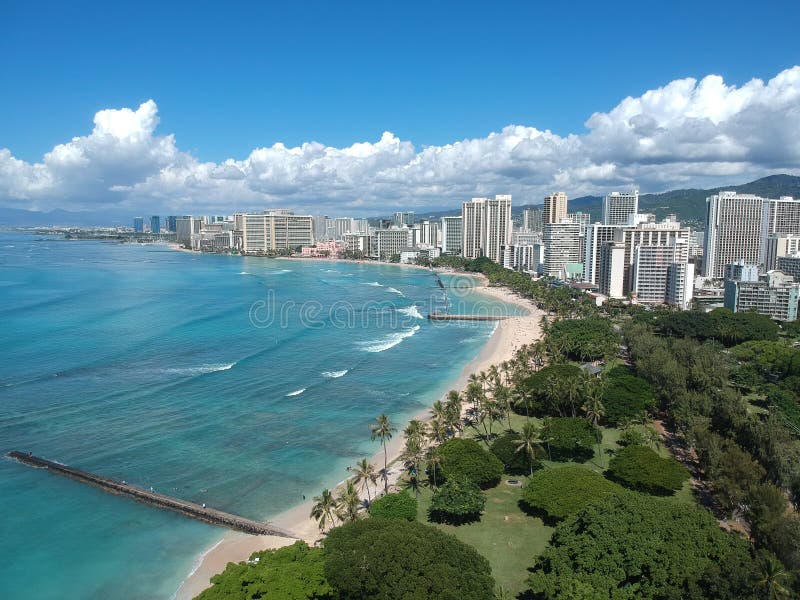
(175, 274, 544, 599)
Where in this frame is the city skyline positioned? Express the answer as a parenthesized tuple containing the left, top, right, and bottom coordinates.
(1, 1, 799, 217)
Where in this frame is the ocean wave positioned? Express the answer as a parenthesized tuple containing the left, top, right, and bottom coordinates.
(387, 287, 404, 296)
(397, 305, 424, 320)
(321, 370, 348, 378)
(358, 325, 420, 353)
(286, 388, 306, 397)
(361, 282, 383, 287)
(239, 271, 250, 275)
(163, 363, 235, 376)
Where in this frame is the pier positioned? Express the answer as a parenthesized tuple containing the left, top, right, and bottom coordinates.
(427, 313, 508, 321)
(6, 451, 296, 538)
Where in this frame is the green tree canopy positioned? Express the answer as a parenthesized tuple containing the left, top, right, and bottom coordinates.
(654, 308, 778, 346)
(368, 491, 417, 521)
(527, 493, 754, 600)
(607, 445, 689, 495)
(547, 317, 619, 361)
(542, 417, 598, 462)
(601, 366, 656, 425)
(323, 518, 494, 599)
(490, 432, 541, 475)
(438, 437, 504, 489)
(517, 364, 584, 417)
(195, 541, 332, 600)
(521, 466, 625, 522)
(429, 476, 486, 525)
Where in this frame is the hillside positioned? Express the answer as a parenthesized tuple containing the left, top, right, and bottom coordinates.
(515, 174, 800, 229)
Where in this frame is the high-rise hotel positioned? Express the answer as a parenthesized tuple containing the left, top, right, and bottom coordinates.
(703, 192, 800, 278)
(236, 211, 314, 254)
(603, 191, 639, 226)
(543, 192, 568, 224)
(461, 195, 512, 262)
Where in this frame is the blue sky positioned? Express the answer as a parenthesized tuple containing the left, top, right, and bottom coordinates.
(1, 0, 799, 214)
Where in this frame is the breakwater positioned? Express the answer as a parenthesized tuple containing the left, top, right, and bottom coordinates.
(6, 452, 296, 538)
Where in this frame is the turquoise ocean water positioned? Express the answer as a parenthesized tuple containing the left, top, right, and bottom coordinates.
(0, 232, 519, 599)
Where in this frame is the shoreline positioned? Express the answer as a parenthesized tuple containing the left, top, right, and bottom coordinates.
(175, 274, 544, 600)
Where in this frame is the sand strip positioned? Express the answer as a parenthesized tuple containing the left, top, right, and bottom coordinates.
(175, 276, 543, 600)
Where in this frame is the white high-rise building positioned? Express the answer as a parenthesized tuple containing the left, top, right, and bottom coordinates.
(703, 192, 765, 278)
(620, 216, 690, 294)
(441, 216, 463, 255)
(766, 234, 800, 271)
(598, 241, 626, 299)
(238, 213, 314, 253)
(543, 192, 568, 224)
(760, 196, 800, 263)
(603, 191, 639, 226)
(584, 224, 623, 284)
(374, 228, 412, 259)
(632, 240, 692, 307)
(543, 220, 583, 278)
(333, 218, 356, 239)
(312, 215, 330, 241)
(414, 220, 440, 247)
(461, 195, 512, 262)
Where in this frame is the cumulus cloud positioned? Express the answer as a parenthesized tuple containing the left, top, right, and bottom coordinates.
(2, 67, 800, 215)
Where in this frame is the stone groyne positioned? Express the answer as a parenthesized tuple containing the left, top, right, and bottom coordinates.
(6, 451, 296, 538)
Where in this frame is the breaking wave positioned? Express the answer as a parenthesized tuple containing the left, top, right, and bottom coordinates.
(163, 363, 235, 376)
(358, 325, 420, 353)
(397, 305, 424, 320)
(286, 388, 306, 397)
(321, 370, 348, 378)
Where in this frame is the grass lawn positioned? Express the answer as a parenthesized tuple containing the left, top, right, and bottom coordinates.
(412, 479, 553, 597)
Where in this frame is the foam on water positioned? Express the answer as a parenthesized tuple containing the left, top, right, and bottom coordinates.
(321, 370, 348, 378)
(361, 281, 383, 287)
(397, 305, 424, 320)
(286, 388, 306, 397)
(162, 363, 235, 376)
(358, 325, 421, 353)
(387, 287, 404, 296)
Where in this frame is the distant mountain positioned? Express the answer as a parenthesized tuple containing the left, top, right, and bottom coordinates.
(5, 174, 800, 229)
(638, 174, 800, 227)
(0, 207, 130, 228)
(514, 175, 800, 229)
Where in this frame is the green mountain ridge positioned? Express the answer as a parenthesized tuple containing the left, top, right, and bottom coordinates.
(397, 175, 800, 230)
(563, 174, 800, 228)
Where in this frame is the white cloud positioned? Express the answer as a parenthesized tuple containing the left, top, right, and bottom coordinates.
(2, 66, 800, 215)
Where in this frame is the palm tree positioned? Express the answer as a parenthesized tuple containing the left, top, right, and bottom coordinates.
(511, 386, 531, 423)
(310, 488, 338, 533)
(427, 417, 449, 446)
(336, 481, 361, 523)
(564, 376, 584, 418)
(352, 458, 377, 502)
(494, 384, 514, 431)
(756, 553, 791, 599)
(401, 437, 426, 497)
(515, 421, 544, 476)
(404, 419, 428, 449)
(370, 414, 396, 493)
(426, 447, 442, 488)
(431, 399, 448, 424)
(582, 394, 606, 466)
(444, 391, 463, 434)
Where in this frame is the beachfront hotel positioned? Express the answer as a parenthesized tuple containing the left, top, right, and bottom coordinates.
(461, 195, 512, 262)
(236, 212, 314, 254)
